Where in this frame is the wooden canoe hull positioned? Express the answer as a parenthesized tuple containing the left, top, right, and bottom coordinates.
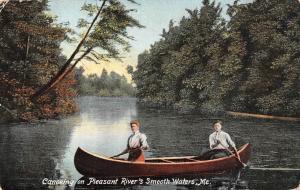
(74, 144, 251, 177)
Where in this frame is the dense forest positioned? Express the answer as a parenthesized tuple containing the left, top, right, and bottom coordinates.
(75, 67, 136, 97)
(0, 0, 77, 122)
(133, 0, 300, 116)
(0, 0, 141, 122)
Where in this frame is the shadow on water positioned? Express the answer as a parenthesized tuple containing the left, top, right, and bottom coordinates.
(0, 121, 77, 189)
(0, 97, 299, 190)
(73, 169, 248, 190)
(73, 168, 300, 190)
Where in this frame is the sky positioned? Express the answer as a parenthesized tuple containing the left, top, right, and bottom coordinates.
(48, 0, 251, 81)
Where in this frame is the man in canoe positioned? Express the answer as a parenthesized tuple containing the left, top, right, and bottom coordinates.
(112, 120, 149, 161)
(208, 120, 240, 159)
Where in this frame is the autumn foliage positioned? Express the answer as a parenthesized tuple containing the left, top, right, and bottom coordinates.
(0, 0, 77, 122)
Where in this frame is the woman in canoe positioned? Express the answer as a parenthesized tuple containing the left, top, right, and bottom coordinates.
(112, 120, 149, 161)
(201, 120, 241, 160)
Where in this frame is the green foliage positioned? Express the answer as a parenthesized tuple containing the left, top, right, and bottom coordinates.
(77, 0, 143, 63)
(99, 89, 111, 97)
(75, 67, 136, 97)
(133, 0, 300, 116)
(0, 0, 77, 122)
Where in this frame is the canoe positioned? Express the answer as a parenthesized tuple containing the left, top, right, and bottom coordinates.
(74, 143, 251, 177)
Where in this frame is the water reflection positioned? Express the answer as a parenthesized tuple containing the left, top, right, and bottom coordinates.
(73, 169, 246, 190)
(73, 169, 300, 190)
(0, 121, 76, 189)
(0, 97, 299, 190)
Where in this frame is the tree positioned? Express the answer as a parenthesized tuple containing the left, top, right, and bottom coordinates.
(229, 0, 300, 116)
(74, 67, 136, 97)
(133, 0, 226, 111)
(32, 0, 143, 98)
(177, 0, 225, 113)
(0, 0, 77, 121)
(133, 0, 300, 116)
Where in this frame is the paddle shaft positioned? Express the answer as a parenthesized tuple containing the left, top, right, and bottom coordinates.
(111, 148, 142, 158)
(218, 141, 247, 167)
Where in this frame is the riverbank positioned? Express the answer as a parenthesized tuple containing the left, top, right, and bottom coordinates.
(2, 96, 299, 124)
(227, 111, 300, 122)
(137, 98, 300, 121)
(0, 96, 136, 124)
(0, 96, 299, 189)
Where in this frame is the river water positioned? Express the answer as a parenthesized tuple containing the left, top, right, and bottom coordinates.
(0, 97, 299, 190)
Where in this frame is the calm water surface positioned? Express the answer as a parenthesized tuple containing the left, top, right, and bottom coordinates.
(0, 97, 299, 190)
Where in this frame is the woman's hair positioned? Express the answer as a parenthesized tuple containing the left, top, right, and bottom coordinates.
(213, 120, 222, 126)
(130, 120, 140, 127)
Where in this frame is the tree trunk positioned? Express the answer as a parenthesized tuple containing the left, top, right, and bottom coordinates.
(31, 0, 107, 99)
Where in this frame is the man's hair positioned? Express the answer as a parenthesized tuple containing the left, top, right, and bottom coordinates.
(130, 120, 140, 127)
(213, 120, 222, 126)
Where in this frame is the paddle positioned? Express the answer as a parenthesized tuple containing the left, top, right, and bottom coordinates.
(218, 142, 247, 168)
(111, 148, 141, 158)
(110, 152, 126, 158)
